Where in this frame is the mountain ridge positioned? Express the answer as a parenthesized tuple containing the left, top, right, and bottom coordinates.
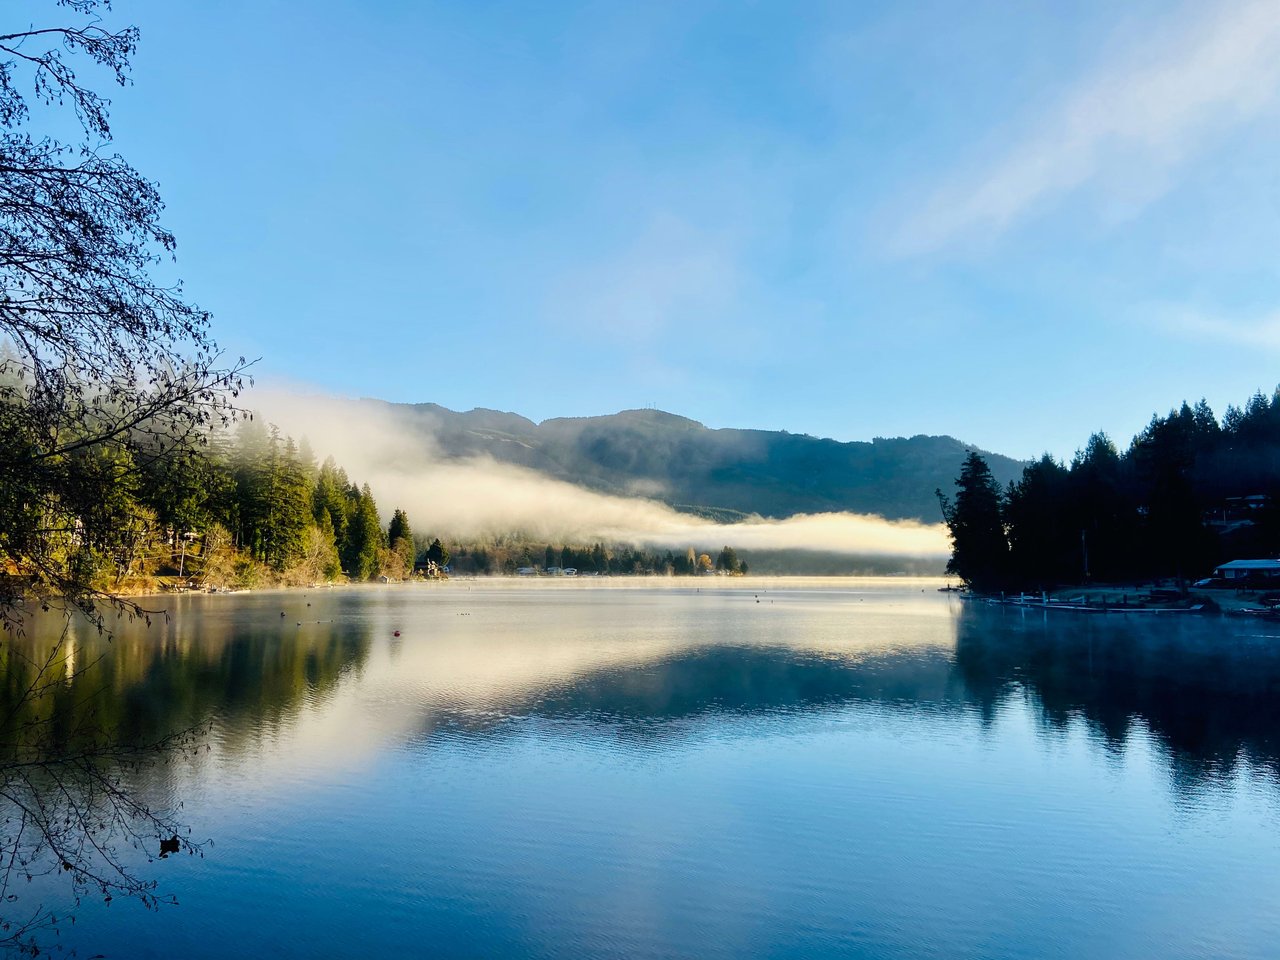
(366, 400, 1026, 523)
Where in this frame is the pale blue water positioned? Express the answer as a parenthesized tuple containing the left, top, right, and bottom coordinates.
(8, 580, 1280, 959)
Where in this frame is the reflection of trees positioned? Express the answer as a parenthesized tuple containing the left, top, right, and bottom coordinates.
(1, 627, 204, 954)
(417, 644, 971, 745)
(0, 613, 370, 952)
(423, 608, 1280, 799)
(3, 611, 372, 755)
(527, 647, 963, 726)
(952, 606, 1280, 788)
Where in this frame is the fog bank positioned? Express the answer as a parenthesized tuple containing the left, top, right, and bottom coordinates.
(254, 386, 949, 560)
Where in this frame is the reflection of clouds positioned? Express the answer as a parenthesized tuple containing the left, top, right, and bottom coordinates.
(20, 583, 1280, 802)
(261, 580, 960, 775)
(69, 581, 959, 787)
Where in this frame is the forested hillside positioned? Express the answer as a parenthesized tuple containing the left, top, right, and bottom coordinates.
(363, 402, 1026, 521)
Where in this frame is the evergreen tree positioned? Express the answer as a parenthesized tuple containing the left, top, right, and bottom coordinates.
(426, 538, 450, 568)
(342, 484, 384, 580)
(313, 456, 350, 548)
(263, 436, 312, 571)
(1069, 433, 1135, 581)
(296, 436, 319, 483)
(716, 545, 742, 574)
(1004, 454, 1074, 587)
(938, 452, 1009, 592)
(388, 508, 415, 570)
(232, 419, 272, 558)
(306, 510, 342, 581)
(1128, 404, 1214, 578)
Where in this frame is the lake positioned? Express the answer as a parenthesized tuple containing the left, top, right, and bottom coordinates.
(5, 579, 1280, 959)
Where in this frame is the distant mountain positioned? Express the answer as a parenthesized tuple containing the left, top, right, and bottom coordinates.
(366, 402, 1026, 522)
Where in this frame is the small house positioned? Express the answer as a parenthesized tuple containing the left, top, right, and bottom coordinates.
(1214, 559, 1280, 581)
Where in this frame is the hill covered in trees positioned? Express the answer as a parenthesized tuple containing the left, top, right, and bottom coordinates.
(940, 388, 1280, 591)
(358, 401, 1026, 522)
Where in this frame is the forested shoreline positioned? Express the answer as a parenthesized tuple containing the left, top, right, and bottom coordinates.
(447, 542, 748, 576)
(939, 387, 1280, 592)
(102, 418, 425, 590)
(2, 399, 760, 594)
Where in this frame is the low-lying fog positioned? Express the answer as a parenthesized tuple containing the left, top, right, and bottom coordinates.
(255, 387, 950, 562)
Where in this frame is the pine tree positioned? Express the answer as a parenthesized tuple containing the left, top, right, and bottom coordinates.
(716, 545, 741, 574)
(426, 538, 449, 568)
(938, 452, 1009, 592)
(342, 483, 384, 580)
(264, 437, 312, 572)
(388, 508, 415, 571)
(313, 457, 350, 548)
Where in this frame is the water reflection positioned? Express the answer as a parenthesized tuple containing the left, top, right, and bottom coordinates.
(3, 598, 371, 753)
(952, 605, 1280, 792)
(6, 586, 1280, 800)
(7, 584, 1280, 960)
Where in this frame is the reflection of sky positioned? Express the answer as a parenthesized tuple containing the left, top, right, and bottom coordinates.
(190, 579, 960, 787)
(25, 581, 1280, 959)
(28, 580, 1280, 794)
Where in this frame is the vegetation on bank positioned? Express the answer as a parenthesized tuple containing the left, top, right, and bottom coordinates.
(448, 541, 748, 576)
(94, 417, 436, 592)
(939, 387, 1280, 592)
(444, 542, 942, 577)
(0, 6, 243, 952)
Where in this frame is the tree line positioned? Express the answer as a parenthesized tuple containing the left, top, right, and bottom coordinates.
(939, 387, 1280, 591)
(448, 541, 748, 576)
(54, 415, 440, 591)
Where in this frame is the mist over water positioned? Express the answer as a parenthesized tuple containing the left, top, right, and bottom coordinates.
(254, 385, 950, 560)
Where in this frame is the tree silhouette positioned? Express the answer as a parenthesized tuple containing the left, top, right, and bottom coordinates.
(937, 452, 1008, 591)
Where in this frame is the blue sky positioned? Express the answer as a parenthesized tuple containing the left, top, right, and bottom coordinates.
(89, 0, 1280, 459)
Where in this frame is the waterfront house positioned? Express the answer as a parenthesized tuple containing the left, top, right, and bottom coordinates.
(1214, 559, 1280, 581)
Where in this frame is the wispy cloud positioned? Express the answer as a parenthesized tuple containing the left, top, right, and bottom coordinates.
(1160, 306, 1280, 350)
(545, 212, 741, 343)
(895, 0, 1280, 254)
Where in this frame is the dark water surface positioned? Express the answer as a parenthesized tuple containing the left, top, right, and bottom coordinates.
(8, 580, 1280, 959)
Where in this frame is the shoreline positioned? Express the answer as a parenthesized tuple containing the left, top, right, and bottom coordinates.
(959, 582, 1277, 617)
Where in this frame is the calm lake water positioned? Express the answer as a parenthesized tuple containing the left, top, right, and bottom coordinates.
(7, 579, 1280, 959)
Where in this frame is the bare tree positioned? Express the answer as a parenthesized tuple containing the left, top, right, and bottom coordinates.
(0, 1, 252, 632)
(0, 3, 239, 951)
(1, 626, 208, 955)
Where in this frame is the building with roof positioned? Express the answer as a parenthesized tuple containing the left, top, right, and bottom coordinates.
(1214, 559, 1280, 580)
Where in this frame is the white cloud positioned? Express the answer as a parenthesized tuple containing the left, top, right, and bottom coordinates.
(1160, 306, 1280, 350)
(895, 0, 1280, 254)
